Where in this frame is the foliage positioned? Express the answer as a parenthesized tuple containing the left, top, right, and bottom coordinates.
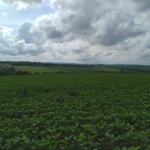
(0, 73, 150, 149)
(0, 66, 31, 76)
(16, 70, 30, 75)
(0, 66, 16, 76)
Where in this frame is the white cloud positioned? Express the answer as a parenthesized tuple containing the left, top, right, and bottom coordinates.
(2, 0, 45, 10)
(0, 25, 48, 57)
(2, 0, 44, 5)
(16, 3, 28, 10)
(0, 0, 150, 64)
(1, 12, 7, 16)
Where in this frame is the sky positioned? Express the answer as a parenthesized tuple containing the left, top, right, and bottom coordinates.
(0, 0, 150, 64)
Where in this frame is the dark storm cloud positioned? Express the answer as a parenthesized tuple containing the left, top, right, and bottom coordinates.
(2, 0, 43, 5)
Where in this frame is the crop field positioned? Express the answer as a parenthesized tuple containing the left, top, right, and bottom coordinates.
(14, 66, 120, 73)
(95, 67, 120, 72)
(0, 73, 150, 149)
(14, 66, 56, 74)
(0, 64, 9, 67)
(107, 66, 150, 73)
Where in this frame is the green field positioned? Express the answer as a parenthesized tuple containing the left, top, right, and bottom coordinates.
(14, 65, 150, 74)
(95, 67, 120, 72)
(0, 64, 9, 67)
(107, 65, 150, 73)
(0, 73, 150, 149)
(14, 66, 57, 73)
(14, 66, 120, 73)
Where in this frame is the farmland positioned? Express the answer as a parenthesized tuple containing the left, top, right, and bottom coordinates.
(1, 61, 150, 74)
(14, 66, 120, 74)
(0, 73, 150, 149)
(13, 65, 150, 74)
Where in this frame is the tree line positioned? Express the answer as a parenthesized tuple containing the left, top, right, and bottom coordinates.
(0, 66, 30, 76)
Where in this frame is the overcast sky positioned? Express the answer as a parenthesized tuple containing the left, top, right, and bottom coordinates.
(0, 0, 150, 64)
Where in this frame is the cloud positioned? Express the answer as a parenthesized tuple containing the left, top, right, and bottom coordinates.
(71, 49, 85, 54)
(2, 0, 43, 5)
(132, 0, 150, 12)
(0, 25, 48, 56)
(0, 26, 13, 47)
(91, 12, 145, 46)
(36, 1, 103, 42)
(1, 12, 7, 16)
(35, 14, 65, 42)
(50, 0, 99, 37)
(2, 0, 44, 9)
(14, 40, 47, 56)
(1, 0, 150, 64)
(0, 26, 18, 56)
(47, 29, 63, 39)
(38, 0, 146, 47)
(16, 22, 45, 45)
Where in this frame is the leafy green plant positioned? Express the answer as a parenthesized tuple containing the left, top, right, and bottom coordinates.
(0, 73, 150, 149)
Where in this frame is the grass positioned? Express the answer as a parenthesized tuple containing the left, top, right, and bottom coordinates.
(0, 64, 9, 67)
(95, 67, 120, 72)
(14, 66, 54, 73)
(108, 65, 150, 73)
(14, 66, 120, 73)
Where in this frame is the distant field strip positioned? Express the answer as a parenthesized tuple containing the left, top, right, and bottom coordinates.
(95, 67, 120, 72)
(0, 64, 9, 67)
(14, 66, 59, 73)
(14, 66, 120, 73)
